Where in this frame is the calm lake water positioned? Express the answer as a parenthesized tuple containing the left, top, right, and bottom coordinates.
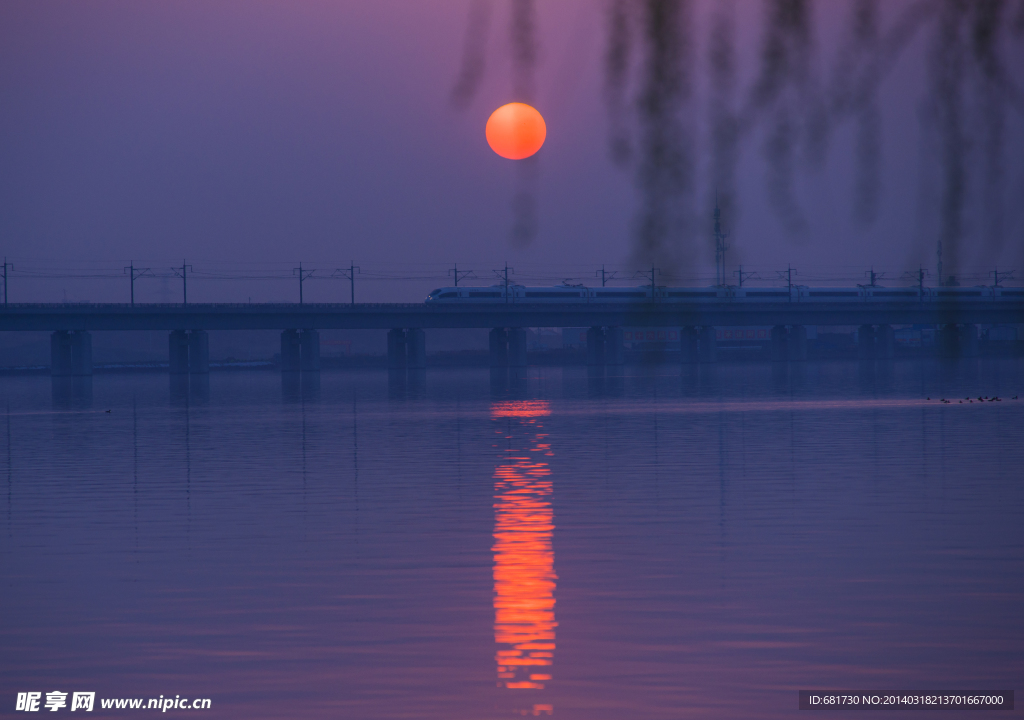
(2, 361, 1022, 718)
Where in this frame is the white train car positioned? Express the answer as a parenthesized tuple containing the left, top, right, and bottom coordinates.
(426, 285, 722, 303)
(426, 284, 1017, 304)
(928, 287, 995, 301)
(732, 288, 793, 301)
(427, 285, 588, 303)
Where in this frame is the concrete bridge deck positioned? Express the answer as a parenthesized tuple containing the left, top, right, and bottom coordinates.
(5, 301, 1020, 375)
(1, 300, 1021, 331)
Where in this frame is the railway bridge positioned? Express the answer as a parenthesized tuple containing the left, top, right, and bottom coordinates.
(1, 300, 1021, 375)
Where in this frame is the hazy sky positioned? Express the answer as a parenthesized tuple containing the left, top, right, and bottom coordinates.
(1, 1, 1021, 302)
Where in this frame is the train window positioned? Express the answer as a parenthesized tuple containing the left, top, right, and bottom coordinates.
(439, 292, 459, 299)
(1000, 290, 1024, 296)
(525, 291, 581, 298)
(598, 291, 647, 298)
(743, 291, 788, 297)
(468, 291, 502, 298)
(872, 291, 917, 296)
(937, 291, 981, 297)
(666, 291, 716, 297)
(809, 291, 859, 297)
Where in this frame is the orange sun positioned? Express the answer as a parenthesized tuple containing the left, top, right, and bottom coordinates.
(486, 103, 546, 160)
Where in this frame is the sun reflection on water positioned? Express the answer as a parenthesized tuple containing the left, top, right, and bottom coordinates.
(492, 400, 556, 703)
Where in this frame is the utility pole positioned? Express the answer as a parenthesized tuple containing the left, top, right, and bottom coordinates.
(635, 267, 658, 298)
(862, 268, 884, 287)
(294, 263, 315, 304)
(713, 198, 729, 287)
(449, 264, 473, 287)
(990, 268, 1014, 288)
(124, 263, 152, 307)
(777, 265, 797, 302)
(596, 265, 618, 287)
(1, 258, 11, 307)
(332, 264, 360, 304)
(493, 263, 514, 303)
(172, 260, 193, 305)
(734, 266, 756, 288)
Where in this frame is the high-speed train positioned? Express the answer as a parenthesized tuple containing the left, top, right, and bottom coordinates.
(425, 284, 1024, 303)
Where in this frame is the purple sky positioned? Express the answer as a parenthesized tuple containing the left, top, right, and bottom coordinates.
(1, 1, 1021, 302)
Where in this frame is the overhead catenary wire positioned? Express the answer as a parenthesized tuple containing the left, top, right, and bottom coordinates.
(0, 257, 1016, 305)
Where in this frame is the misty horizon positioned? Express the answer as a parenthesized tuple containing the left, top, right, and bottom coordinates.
(2, 0, 1022, 305)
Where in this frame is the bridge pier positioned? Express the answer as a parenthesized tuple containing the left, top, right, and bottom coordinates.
(961, 323, 979, 358)
(387, 328, 426, 371)
(387, 329, 407, 369)
(299, 329, 320, 371)
(52, 375, 93, 409)
(406, 328, 426, 369)
(858, 325, 876, 360)
(70, 331, 93, 376)
(170, 330, 210, 374)
(50, 330, 93, 377)
(508, 328, 527, 368)
(50, 331, 73, 376)
(407, 366, 426, 396)
(680, 326, 699, 363)
(771, 325, 788, 362)
(586, 327, 605, 366)
(489, 328, 509, 367)
(169, 330, 190, 374)
(698, 326, 717, 363)
(939, 323, 979, 359)
(188, 330, 209, 374)
(281, 329, 301, 372)
(876, 325, 895, 360)
(939, 324, 961, 358)
(605, 327, 624, 365)
(787, 325, 807, 361)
